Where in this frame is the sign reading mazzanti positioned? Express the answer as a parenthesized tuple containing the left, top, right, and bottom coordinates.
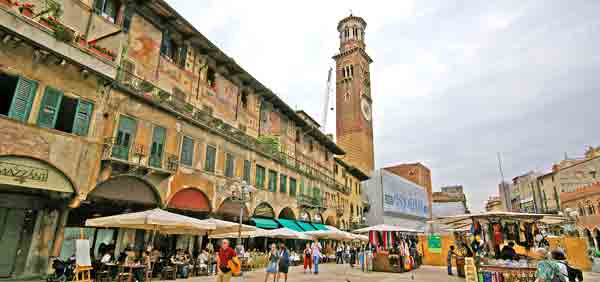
(381, 169, 429, 218)
(0, 161, 49, 182)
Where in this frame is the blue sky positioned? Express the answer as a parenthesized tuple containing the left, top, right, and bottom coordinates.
(165, 0, 600, 211)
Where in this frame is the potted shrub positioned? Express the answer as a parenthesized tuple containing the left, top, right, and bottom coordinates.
(88, 43, 115, 61)
(74, 34, 86, 46)
(18, 2, 34, 18)
(39, 16, 59, 30)
(54, 24, 74, 43)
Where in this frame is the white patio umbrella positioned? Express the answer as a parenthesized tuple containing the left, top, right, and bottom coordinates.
(202, 218, 258, 235)
(350, 233, 369, 242)
(85, 208, 216, 234)
(263, 228, 314, 240)
(305, 229, 354, 241)
(209, 229, 268, 239)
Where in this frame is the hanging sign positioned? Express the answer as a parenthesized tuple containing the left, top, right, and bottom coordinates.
(427, 235, 441, 253)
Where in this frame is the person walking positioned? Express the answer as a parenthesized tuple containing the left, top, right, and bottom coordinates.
(447, 245, 457, 275)
(336, 244, 343, 264)
(349, 245, 357, 268)
(264, 244, 279, 282)
(311, 240, 322, 275)
(533, 248, 564, 282)
(277, 243, 290, 282)
(216, 239, 238, 282)
(303, 243, 312, 273)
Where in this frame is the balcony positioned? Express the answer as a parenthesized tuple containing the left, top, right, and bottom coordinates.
(115, 67, 338, 189)
(0, 0, 118, 77)
(102, 137, 178, 173)
(336, 206, 344, 216)
(297, 194, 324, 209)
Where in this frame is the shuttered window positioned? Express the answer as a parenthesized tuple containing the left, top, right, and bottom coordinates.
(180, 136, 194, 167)
(268, 170, 277, 192)
(37, 87, 63, 129)
(112, 115, 137, 160)
(243, 160, 251, 183)
(37, 86, 94, 136)
(149, 126, 166, 168)
(225, 153, 235, 177)
(289, 178, 297, 197)
(204, 145, 216, 172)
(279, 174, 287, 193)
(3, 76, 38, 122)
(255, 165, 265, 189)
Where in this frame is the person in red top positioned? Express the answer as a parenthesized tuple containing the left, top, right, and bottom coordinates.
(216, 239, 237, 282)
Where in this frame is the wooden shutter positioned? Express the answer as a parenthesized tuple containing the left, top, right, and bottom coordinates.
(36, 87, 63, 129)
(112, 115, 137, 159)
(8, 77, 38, 122)
(149, 126, 166, 167)
(72, 100, 94, 136)
(179, 43, 188, 68)
(93, 0, 104, 13)
(204, 145, 216, 172)
(160, 29, 170, 56)
(180, 136, 194, 166)
(122, 4, 134, 32)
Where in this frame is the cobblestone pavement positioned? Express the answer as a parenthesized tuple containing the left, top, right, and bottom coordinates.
(143, 264, 600, 282)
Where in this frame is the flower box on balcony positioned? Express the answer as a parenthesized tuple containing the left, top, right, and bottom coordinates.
(18, 3, 34, 18)
(38, 16, 56, 30)
(88, 44, 116, 61)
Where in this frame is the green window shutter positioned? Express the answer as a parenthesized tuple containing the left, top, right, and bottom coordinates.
(268, 170, 277, 192)
(112, 115, 137, 160)
(149, 126, 166, 167)
(255, 165, 265, 189)
(225, 153, 234, 177)
(289, 178, 296, 197)
(279, 174, 287, 193)
(180, 136, 194, 167)
(9, 77, 38, 122)
(93, 0, 104, 13)
(299, 180, 304, 195)
(179, 44, 188, 68)
(72, 100, 94, 136)
(243, 160, 251, 183)
(36, 87, 63, 129)
(204, 145, 216, 172)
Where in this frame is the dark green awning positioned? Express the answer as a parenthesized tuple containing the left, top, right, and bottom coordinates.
(276, 219, 303, 232)
(251, 217, 279, 229)
(296, 221, 317, 231)
(311, 223, 329, 231)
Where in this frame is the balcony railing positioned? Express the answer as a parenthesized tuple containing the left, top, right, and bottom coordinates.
(297, 194, 324, 208)
(102, 137, 178, 172)
(115, 67, 340, 187)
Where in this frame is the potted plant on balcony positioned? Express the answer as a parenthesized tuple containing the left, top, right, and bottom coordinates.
(88, 43, 116, 61)
(17, 2, 34, 18)
(38, 15, 59, 30)
(54, 24, 74, 43)
(74, 33, 86, 46)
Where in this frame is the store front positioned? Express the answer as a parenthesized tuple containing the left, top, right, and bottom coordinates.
(62, 175, 160, 260)
(165, 187, 212, 255)
(0, 156, 75, 278)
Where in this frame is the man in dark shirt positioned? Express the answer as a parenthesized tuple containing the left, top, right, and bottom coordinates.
(500, 241, 518, 260)
(216, 239, 237, 282)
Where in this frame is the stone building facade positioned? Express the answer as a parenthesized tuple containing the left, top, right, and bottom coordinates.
(0, 1, 369, 278)
(560, 183, 600, 249)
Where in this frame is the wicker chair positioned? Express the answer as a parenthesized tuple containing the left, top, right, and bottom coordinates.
(95, 264, 111, 282)
(116, 265, 131, 282)
(161, 265, 176, 280)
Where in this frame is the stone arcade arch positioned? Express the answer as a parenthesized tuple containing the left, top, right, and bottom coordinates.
(278, 207, 296, 219)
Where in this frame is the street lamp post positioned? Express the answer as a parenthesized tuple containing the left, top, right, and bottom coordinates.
(231, 181, 254, 247)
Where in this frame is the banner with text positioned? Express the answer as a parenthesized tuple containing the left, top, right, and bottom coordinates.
(381, 169, 429, 218)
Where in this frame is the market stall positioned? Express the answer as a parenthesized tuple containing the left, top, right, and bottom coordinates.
(430, 211, 565, 282)
(353, 224, 423, 273)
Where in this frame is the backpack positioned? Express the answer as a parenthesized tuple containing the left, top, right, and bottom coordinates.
(558, 261, 583, 282)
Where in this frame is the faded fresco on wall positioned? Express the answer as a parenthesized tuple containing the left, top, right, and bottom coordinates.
(213, 76, 239, 123)
(157, 57, 197, 96)
(128, 15, 161, 81)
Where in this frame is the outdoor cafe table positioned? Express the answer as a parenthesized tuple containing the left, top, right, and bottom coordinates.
(123, 264, 146, 282)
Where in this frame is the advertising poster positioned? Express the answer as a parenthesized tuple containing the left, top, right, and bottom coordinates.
(428, 235, 441, 253)
(381, 169, 429, 218)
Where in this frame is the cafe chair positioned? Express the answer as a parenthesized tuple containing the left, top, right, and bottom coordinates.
(95, 264, 111, 282)
(116, 265, 131, 282)
(145, 262, 154, 282)
(161, 265, 176, 280)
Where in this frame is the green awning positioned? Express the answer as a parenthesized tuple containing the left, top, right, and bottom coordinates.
(251, 217, 279, 229)
(276, 219, 304, 232)
(311, 223, 329, 231)
(296, 221, 317, 231)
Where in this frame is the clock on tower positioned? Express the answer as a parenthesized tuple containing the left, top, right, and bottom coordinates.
(334, 14, 374, 176)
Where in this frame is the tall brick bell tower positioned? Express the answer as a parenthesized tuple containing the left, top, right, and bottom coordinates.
(334, 14, 374, 176)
